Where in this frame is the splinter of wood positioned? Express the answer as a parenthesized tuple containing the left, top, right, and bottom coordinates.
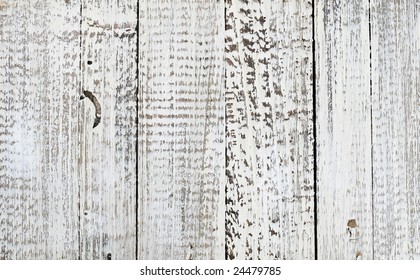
(80, 90, 101, 128)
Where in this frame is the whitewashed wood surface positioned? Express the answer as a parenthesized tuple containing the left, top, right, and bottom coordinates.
(138, 0, 225, 260)
(370, 0, 420, 259)
(0, 1, 81, 259)
(79, 0, 138, 260)
(225, 0, 314, 260)
(315, 0, 373, 260)
(1, 0, 419, 260)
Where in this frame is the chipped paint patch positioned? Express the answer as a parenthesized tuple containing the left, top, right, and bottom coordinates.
(0, 1, 8, 9)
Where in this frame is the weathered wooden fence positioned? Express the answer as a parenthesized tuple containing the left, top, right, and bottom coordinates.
(0, 0, 418, 260)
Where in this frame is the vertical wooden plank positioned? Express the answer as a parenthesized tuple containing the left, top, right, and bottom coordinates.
(315, 0, 373, 259)
(0, 1, 80, 259)
(225, 0, 314, 259)
(138, 0, 225, 259)
(79, 0, 137, 259)
(371, 0, 420, 259)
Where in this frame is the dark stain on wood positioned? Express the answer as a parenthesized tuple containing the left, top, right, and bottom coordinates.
(81, 90, 101, 128)
(356, 251, 362, 260)
(347, 219, 358, 228)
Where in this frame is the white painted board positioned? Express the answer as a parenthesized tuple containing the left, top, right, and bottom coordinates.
(79, 0, 138, 259)
(0, 1, 81, 259)
(225, 0, 314, 260)
(138, 0, 225, 259)
(315, 0, 373, 260)
(371, 0, 420, 259)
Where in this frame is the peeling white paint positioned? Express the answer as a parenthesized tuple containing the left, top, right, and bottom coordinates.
(1, 0, 419, 260)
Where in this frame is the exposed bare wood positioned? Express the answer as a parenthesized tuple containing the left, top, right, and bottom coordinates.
(371, 0, 420, 259)
(0, 1, 80, 259)
(138, 0, 225, 259)
(79, 0, 137, 259)
(315, 0, 373, 259)
(225, 0, 314, 260)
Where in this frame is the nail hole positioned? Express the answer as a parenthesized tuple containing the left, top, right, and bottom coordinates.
(87, 60, 92, 65)
(84, 211, 88, 216)
(107, 253, 112, 260)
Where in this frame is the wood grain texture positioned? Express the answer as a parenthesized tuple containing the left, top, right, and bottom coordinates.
(1, 0, 419, 261)
(225, 0, 314, 260)
(79, 0, 137, 259)
(138, 0, 225, 259)
(0, 1, 80, 259)
(371, 0, 420, 259)
(315, 0, 373, 259)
